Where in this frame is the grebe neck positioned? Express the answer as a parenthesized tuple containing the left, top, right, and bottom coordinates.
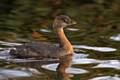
(55, 28, 73, 53)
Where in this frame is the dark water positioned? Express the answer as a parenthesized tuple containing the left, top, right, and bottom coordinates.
(0, 26, 120, 80)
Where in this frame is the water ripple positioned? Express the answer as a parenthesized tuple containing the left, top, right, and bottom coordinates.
(110, 34, 120, 41)
(93, 60, 120, 69)
(73, 53, 89, 59)
(90, 75, 120, 80)
(73, 45, 117, 52)
(0, 41, 22, 46)
(40, 29, 51, 33)
(0, 69, 32, 78)
(41, 63, 89, 74)
(72, 58, 103, 64)
(66, 28, 79, 31)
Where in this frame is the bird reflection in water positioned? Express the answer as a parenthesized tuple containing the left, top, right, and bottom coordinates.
(57, 54, 73, 80)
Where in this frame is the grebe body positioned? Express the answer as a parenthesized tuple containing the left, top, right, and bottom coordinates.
(10, 15, 76, 59)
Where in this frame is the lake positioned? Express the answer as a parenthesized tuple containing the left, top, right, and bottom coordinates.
(0, 25, 120, 80)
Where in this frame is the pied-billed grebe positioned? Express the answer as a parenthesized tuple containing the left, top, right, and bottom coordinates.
(10, 15, 76, 59)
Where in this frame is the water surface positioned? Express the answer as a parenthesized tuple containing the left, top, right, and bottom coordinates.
(0, 27, 120, 80)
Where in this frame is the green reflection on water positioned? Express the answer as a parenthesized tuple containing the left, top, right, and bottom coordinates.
(0, 21, 120, 80)
(0, 1, 120, 79)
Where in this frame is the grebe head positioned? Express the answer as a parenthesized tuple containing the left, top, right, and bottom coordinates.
(53, 15, 76, 28)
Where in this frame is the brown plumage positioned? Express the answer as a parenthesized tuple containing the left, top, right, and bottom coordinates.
(10, 15, 76, 59)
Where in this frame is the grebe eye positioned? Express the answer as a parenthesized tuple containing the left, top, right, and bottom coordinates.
(63, 18, 69, 23)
